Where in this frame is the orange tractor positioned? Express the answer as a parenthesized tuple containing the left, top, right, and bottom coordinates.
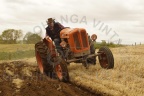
(35, 28, 114, 82)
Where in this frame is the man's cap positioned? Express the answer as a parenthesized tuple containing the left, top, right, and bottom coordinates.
(47, 18, 55, 23)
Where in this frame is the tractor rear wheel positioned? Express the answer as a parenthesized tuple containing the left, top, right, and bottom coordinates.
(35, 41, 69, 82)
(98, 46, 114, 69)
(35, 41, 53, 77)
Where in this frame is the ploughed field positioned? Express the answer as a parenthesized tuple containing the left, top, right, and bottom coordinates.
(0, 61, 97, 96)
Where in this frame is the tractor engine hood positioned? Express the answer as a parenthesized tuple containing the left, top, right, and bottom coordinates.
(60, 28, 90, 57)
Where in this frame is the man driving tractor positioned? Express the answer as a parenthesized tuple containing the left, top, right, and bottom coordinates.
(46, 18, 65, 58)
(35, 18, 114, 81)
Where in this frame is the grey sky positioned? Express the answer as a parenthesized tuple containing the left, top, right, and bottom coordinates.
(0, 0, 144, 44)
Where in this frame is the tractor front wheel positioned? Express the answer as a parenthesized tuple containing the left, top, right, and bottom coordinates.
(98, 46, 114, 69)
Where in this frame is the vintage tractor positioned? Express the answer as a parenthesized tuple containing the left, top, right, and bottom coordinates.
(35, 28, 114, 82)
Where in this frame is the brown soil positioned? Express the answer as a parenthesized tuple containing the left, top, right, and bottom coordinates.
(0, 61, 100, 96)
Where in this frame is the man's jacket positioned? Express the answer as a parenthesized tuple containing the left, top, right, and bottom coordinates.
(46, 22, 64, 40)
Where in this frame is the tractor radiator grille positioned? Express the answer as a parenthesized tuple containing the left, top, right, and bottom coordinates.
(73, 32, 81, 50)
(81, 32, 88, 48)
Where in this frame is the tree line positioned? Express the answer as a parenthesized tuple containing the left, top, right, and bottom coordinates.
(0, 29, 42, 44)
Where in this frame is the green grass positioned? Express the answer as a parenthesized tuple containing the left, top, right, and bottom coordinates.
(0, 44, 34, 52)
(0, 50, 35, 60)
(0, 44, 35, 60)
(94, 42, 124, 49)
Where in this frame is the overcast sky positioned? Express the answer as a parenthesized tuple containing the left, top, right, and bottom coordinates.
(0, 0, 144, 44)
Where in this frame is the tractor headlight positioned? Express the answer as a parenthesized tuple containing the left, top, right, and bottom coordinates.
(60, 41, 67, 48)
(61, 34, 65, 37)
(91, 34, 97, 41)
